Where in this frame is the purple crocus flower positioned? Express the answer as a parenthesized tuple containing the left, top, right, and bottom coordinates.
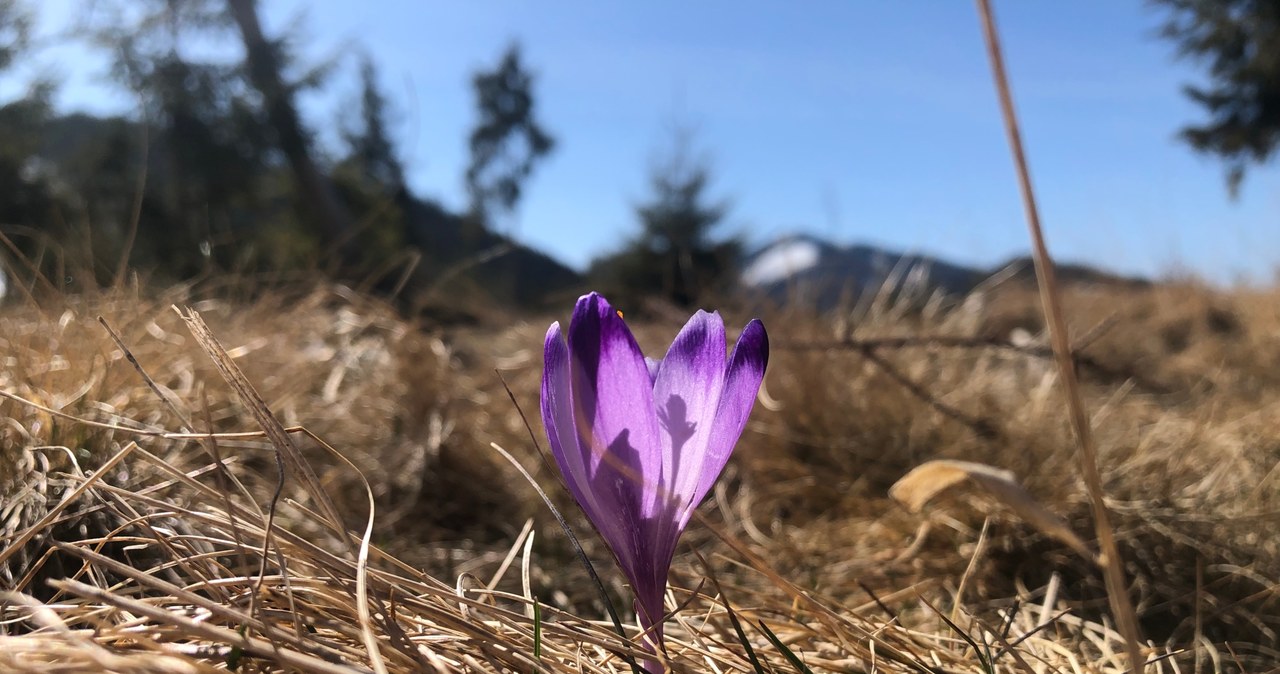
(541, 292, 768, 669)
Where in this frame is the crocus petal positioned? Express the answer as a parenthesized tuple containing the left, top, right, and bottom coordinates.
(644, 357, 661, 385)
(566, 293, 664, 574)
(680, 318, 768, 528)
(652, 310, 727, 518)
(646, 310, 728, 586)
(541, 322, 611, 541)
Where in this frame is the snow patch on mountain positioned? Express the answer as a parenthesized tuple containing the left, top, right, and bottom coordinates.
(741, 237, 822, 286)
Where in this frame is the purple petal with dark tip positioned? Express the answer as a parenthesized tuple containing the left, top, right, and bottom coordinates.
(653, 310, 727, 517)
(644, 310, 728, 585)
(541, 322, 618, 557)
(683, 318, 768, 528)
(565, 293, 664, 578)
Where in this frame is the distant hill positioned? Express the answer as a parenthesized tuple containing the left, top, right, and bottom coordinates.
(992, 255, 1151, 289)
(25, 112, 582, 307)
(740, 234, 1147, 308)
(395, 196, 581, 308)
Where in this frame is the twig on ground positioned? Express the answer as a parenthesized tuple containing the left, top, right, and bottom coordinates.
(856, 345, 1001, 440)
(776, 334, 1170, 394)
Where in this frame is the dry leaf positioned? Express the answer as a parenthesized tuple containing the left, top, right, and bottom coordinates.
(890, 459, 1097, 564)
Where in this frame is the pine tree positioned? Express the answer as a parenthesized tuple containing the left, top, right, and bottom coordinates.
(94, 0, 274, 275)
(226, 0, 355, 251)
(0, 0, 30, 71)
(590, 129, 739, 308)
(464, 44, 555, 224)
(342, 55, 406, 194)
(1155, 0, 1280, 194)
(0, 0, 65, 288)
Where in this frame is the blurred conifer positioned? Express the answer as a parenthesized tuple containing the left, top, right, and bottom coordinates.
(1155, 0, 1280, 195)
(464, 44, 555, 225)
(590, 127, 740, 308)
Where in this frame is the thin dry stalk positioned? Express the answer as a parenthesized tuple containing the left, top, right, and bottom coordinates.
(176, 306, 350, 548)
(973, 0, 1146, 671)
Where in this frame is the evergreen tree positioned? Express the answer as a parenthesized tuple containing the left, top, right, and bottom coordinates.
(1155, 0, 1280, 194)
(3, 1, 576, 302)
(94, 0, 275, 276)
(464, 44, 555, 223)
(341, 54, 406, 194)
(333, 54, 410, 275)
(590, 130, 739, 307)
(0, 0, 65, 289)
(79, 0, 357, 275)
(226, 0, 355, 253)
(0, 0, 30, 71)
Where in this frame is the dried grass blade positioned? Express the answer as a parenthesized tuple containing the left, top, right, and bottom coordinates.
(97, 316, 194, 433)
(175, 306, 350, 549)
(694, 549, 767, 674)
(693, 512, 936, 674)
(0, 389, 164, 435)
(51, 542, 274, 640)
(521, 527, 536, 620)
(48, 577, 372, 674)
(347, 444, 389, 674)
(973, 1, 1145, 670)
(755, 619, 815, 674)
(0, 440, 138, 568)
(488, 441, 644, 674)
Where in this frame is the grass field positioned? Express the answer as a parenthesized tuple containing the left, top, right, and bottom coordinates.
(1, 275, 1277, 673)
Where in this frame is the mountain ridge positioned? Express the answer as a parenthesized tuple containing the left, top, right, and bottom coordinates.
(740, 233, 1148, 308)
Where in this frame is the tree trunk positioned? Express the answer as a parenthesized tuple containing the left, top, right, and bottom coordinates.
(225, 0, 354, 260)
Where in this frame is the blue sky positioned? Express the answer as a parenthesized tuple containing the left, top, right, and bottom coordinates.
(8, 1, 1279, 284)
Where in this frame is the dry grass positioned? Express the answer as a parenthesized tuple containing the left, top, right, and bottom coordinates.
(1, 277, 1278, 672)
